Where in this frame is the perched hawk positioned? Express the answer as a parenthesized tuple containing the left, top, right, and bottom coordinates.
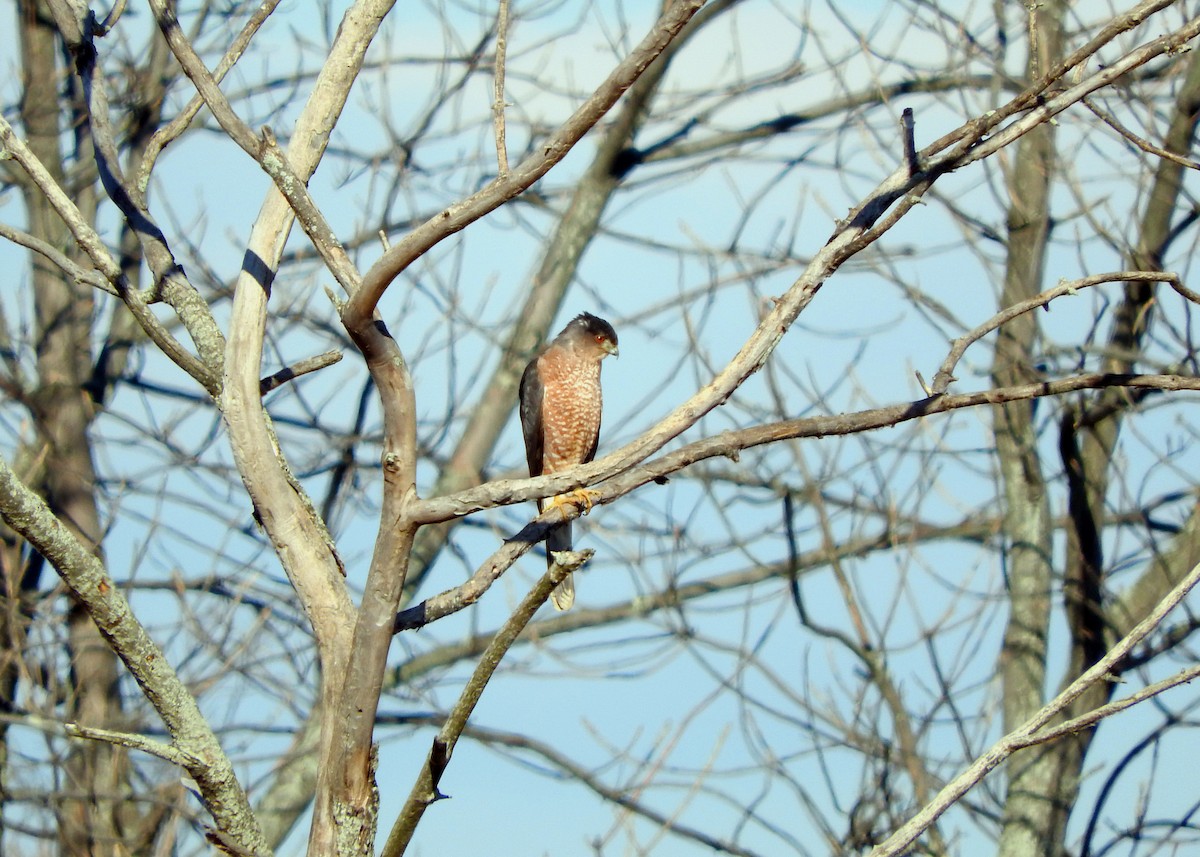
(519, 313, 619, 609)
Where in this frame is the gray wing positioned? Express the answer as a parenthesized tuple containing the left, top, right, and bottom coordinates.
(518, 355, 544, 479)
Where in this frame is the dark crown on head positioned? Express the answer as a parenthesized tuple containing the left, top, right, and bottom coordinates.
(568, 312, 618, 345)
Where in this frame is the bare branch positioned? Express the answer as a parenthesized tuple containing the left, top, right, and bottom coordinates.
(491, 0, 510, 178)
(259, 351, 343, 396)
(932, 271, 1193, 394)
(1083, 95, 1200, 171)
(381, 557, 573, 856)
(6, 713, 203, 768)
(0, 454, 270, 856)
(414, 372, 1200, 527)
(137, 0, 284, 190)
(869, 561, 1200, 857)
(0, 221, 117, 297)
(0, 115, 217, 391)
(1012, 664, 1200, 749)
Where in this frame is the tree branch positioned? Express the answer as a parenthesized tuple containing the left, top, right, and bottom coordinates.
(932, 271, 1194, 394)
(0, 454, 270, 856)
(381, 555, 576, 856)
(868, 561, 1200, 857)
(0, 115, 217, 392)
(345, 0, 707, 321)
(259, 351, 343, 396)
(413, 372, 1200, 528)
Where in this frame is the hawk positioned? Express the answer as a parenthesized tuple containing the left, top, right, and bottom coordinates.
(519, 313, 619, 610)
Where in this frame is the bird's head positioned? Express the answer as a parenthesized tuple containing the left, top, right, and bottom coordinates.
(564, 312, 619, 359)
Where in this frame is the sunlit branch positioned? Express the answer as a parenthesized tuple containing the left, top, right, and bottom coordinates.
(869, 561, 1200, 857)
(414, 372, 1200, 526)
(381, 554, 577, 857)
(491, 0, 510, 177)
(932, 271, 1195, 394)
(259, 351, 343, 396)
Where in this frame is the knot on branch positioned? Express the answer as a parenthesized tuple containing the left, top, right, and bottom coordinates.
(549, 547, 594, 576)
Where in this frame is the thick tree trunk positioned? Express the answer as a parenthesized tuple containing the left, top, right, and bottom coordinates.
(1048, 36, 1200, 854)
(16, 2, 131, 854)
(992, 3, 1066, 857)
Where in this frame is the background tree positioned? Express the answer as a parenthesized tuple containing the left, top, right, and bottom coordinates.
(2, 1, 1200, 856)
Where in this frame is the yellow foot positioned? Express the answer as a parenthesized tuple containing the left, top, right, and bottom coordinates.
(545, 488, 601, 520)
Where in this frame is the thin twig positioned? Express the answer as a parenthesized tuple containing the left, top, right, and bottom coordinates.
(492, 0, 510, 177)
(931, 271, 1191, 394)
(901, 107, 918, 176)
(259, 351, 343, 396)
(455, 722, 764, 857)
(1011, 663, 1200, 748)
(868, 561, 1200, 857)
(382, 554, 581, 856)
(1083, 95, 1200, 171)
(3, 713, 202, 767)
(64, 722, 202, 766)
(0, 222, 119, 297)
(73, 25, 228, 388)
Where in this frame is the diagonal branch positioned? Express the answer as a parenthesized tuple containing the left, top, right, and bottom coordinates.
(413, 10, 1200, 533)
(0, 115, 217, 392)
(381, 555, 577, 857)
(0, 454, 270, 856)
(344, 0, 708, 322)
(137, 0, 284, 190)
(868, 561, 1200, 857)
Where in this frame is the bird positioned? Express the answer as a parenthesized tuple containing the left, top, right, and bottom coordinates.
(519, 312, 619, 610)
